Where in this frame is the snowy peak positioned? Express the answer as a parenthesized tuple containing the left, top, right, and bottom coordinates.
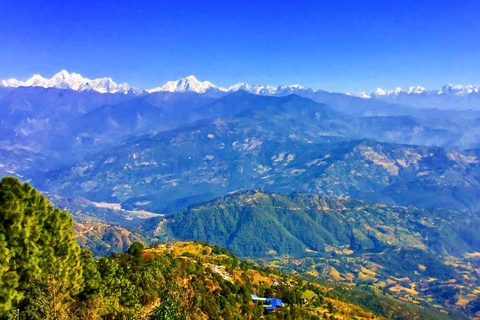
(407, 86, 426, 94)
(227, 82, 311, 95)
(146, 76, 313, 95)
(48, 70, 87, 90)
(2, 71, 480, 99)
(438, 84, 480, 95)
(227, 83, 252, 92)
(354, 84, 480, 99)
(147, 75, 226, 93)
(0, 70, 137, 94)
(0, 78, 23, 87)
(24, 74, 49, 87)
(228, 83, 277, 94)
(370, 87, 403, 96)
(347, 91, 371, 99)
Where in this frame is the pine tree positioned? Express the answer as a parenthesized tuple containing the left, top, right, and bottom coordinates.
(0, 177, 82, 315)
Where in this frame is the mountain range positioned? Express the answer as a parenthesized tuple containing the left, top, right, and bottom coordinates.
(3, 87, 480, 213)
(0, 70, 138, 94)
(2, 71, 480, 110)
(15, 92, 476, 216)
(357, 84, 480, 98)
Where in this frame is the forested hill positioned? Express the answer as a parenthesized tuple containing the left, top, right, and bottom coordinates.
(73, 221, 143, 257)
(0, 177, 463, 319)
(159, 190, 480, 258)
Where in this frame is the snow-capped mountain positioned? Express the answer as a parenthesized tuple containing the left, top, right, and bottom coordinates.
(2, 71, 479, 105)
(0, 79, 23, 87)
(227, 83, 312, 95)
(0, 70, 138, 94)
(146, 75, 313, 96)
(369, 86, 426, 97)
(352, 84, 480, 110)
(359, 84, 479, 99)
(150, 78, 480, 98)
(147, 75, 226, 93)
(437, 84, 480, 95)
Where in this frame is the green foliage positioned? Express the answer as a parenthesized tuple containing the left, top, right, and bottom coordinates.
(163, 190, 480, 259)
(10, 280, 49, 320)
(0, 177, 82, 314)
(150, 299, 181, 320)
(370, 248, 456, 280)
(128, 241, 145, 257)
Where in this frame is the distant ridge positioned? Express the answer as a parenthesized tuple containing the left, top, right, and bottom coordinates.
(0, 70, 138, 94)
(1, 71, 479, 100)
(349, 84, 480, 99)
(146, 75, 226, 93)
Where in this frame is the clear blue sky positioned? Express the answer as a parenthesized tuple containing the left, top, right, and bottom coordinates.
(0, 0, 479, 93)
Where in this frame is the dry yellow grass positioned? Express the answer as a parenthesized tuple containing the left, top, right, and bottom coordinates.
(325, 266, 344, 281)
(456, 294, 477, 307)
(465, 252, 480, 258)
(388, 284, 418, 295)
(360, 266, 377, 277)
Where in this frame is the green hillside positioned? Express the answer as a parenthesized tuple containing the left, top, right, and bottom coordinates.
(160, 190, 480, 258)
(153, 190, 480, 315)
(73, 221, 144, 257)
(0, 177, 463, 319)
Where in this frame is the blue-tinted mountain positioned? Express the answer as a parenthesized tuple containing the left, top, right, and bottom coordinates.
(0, 87, 135, 135)
(3, 88, 480, 215)
(36, 94, 480, 214)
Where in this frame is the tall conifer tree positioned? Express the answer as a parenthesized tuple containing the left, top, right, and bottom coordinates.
(0, 177, 82, 314)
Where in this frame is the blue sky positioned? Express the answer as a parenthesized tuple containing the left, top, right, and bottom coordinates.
(0, 0, 479, 93)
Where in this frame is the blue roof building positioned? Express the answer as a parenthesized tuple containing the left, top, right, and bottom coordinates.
(264, 298, 284, 311)
(251, 294, 284, 313)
